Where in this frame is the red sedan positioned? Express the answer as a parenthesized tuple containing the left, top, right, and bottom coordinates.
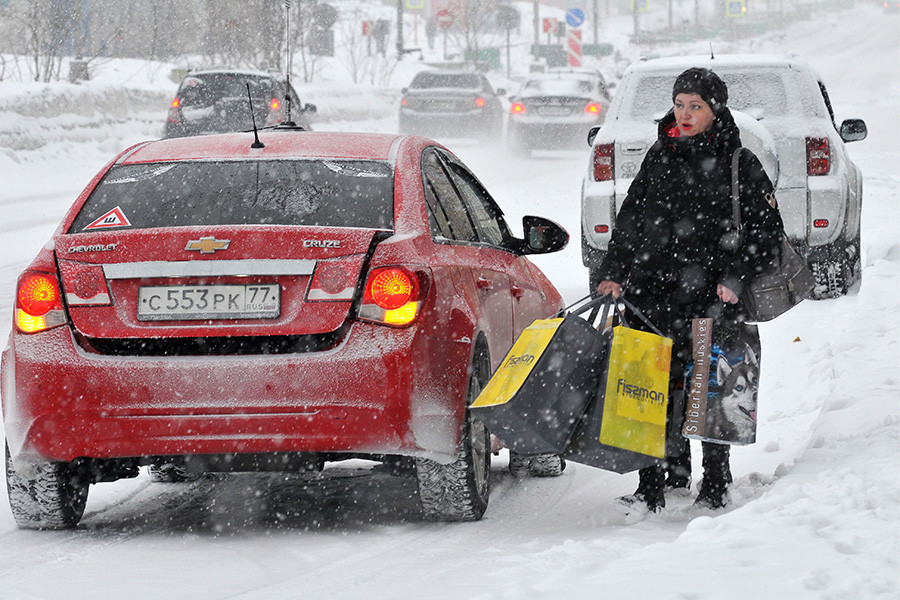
(2, 130, 567, 528)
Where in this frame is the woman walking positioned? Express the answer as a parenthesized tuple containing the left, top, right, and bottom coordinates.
(596, 67, 784, 512)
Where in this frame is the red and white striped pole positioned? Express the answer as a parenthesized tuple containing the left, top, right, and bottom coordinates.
(567, 29, 582, 67)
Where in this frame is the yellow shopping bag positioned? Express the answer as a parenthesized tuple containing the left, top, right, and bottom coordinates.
(471, 318, 562, 409)
(598, 325, 672, 458)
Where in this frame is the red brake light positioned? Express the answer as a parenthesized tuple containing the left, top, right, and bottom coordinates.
(594, 225, 609, 234)
(474, 97, 486, 108)
(359, 266, 427, 327)
(813, 219, 830, 228)
(401, 98, 408, 106)
(593, 143, 615, 181)
(171, 97, 180, 109)
(16, 272, 66, 333)
(806, 137, 830, 176)
(511, 102, 526, 114)
(18, 273, 59, 316)
(584, 103, 602, 114)
(270, 98, 280, 110)
(368, 268, 414, 310)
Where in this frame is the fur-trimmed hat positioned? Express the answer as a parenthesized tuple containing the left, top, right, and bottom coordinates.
(672, 67, 728, 114)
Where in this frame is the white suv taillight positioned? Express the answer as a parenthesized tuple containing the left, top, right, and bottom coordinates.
(593, 143, 615, 181)
(806, 137, 830, 176)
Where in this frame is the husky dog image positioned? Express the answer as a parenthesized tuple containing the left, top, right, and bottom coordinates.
(706, 344, 759, 444)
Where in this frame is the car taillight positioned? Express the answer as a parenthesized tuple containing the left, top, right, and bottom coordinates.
(510, 102, 526, 114)
(167, 97, 182, 124)
(359, 266, 426, 327)
(306, 255, 366, 302)
(584, 103, 602, 114)
(474, 97, 486, 108)
(270, 97, 280, 110)
(593, 143, 615, 181)
(58, 261, 111, 306)
(16, 271, 66, 334)
(806, 137, 830, 176)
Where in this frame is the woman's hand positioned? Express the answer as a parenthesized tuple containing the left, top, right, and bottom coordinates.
(597, 280, 622, 299)
(717, 284, 739, 304)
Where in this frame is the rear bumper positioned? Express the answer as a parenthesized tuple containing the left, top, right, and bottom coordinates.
(509, 119, 600, 148)
(2, 322, 469, 465)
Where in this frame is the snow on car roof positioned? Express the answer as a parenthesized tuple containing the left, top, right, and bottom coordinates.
(626, 54, 821, 79)
(122, 131, 402, 164)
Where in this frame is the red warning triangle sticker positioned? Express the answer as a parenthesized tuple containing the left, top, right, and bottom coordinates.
(84, 206, 132, 230)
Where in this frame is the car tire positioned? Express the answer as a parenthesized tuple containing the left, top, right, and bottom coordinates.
(810, 233, 861, 300)
(148, 462, 202, 483)
(415, 344, 491, 522)
(6, 442, 89, 530)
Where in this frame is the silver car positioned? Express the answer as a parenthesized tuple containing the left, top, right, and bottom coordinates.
(581, 54, 867, 299)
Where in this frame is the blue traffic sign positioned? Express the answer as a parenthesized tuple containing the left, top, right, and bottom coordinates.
(565, 8, 585, 28)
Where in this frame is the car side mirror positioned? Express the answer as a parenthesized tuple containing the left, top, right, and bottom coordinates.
(840, 118, 867, 142)
(401, 87, 409, 94)
(587, 125, 602, 147)
(521, 216, 568, 255)
(496, 88, 507, 96)
(304, 103, 317, 115)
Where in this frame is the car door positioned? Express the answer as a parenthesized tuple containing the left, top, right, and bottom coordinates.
(421, 149, 514, 365)
(439, 153, 550, 340)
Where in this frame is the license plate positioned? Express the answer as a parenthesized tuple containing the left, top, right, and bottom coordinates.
(537, 106, 572, 117)
(137, 284, 280, 321)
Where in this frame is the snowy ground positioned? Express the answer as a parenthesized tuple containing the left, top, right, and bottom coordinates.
(0, 4, 897, 600)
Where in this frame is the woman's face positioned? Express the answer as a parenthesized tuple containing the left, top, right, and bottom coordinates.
(673, 93, 716, 136)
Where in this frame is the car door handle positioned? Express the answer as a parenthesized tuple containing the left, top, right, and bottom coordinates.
(476, 276, 493, 290)
(510, 285, 525, 299)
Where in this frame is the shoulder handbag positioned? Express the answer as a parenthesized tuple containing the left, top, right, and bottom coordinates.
(730, 148, 816, 322)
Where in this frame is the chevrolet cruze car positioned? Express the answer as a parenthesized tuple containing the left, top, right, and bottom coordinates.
(164, 69, 316, 138)
(2, 129, 567, 529)
(581, 55, 867, 298)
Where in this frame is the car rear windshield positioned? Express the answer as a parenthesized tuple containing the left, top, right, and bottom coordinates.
(70, 160, 394, 232)
(410, 72, 482, 89)
(178, 74, 278, 108)
(627, 69, 804, 119)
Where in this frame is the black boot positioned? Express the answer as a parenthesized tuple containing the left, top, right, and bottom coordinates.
(618, 465, 666, 513)
(664, 444, 692, 492)
(694, 443, 731, 510)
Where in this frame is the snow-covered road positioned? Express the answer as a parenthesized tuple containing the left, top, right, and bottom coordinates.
(0, 4, 897, 599)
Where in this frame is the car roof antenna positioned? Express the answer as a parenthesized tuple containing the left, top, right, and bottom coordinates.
(283, 0, 297, 127)
(246, 83, 265, 149)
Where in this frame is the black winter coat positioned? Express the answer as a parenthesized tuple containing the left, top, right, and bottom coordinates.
(598, 108, 784, 346)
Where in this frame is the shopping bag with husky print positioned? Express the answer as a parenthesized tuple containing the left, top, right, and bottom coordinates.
(682, 318, 761, 445)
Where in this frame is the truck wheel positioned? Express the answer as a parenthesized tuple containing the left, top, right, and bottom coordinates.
(6, 443, 89, 530)
(415, 345, 491, 522)
(810, 235, 860, 300)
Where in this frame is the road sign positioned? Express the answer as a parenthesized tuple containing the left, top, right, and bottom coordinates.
(406, 0, 425, 9)
(726, 0, 746, 16)
(565, 8, 585, 28)
(436, 9, 454, 29)
(362, 20, 374, 36)
(497, 6, 520, 30)
(567, 29, 582, 67)
(542, 17, 557, 34)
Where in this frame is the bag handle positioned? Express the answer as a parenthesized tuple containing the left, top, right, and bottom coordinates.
(566, 293, 667, 338)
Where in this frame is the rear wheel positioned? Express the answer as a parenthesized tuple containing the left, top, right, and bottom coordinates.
(415, 344, 491, 522)
(810, 235, 861, 299)
(6, 443, 89, 530)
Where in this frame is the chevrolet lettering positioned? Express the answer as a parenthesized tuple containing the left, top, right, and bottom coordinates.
(68, 243, 118, 254)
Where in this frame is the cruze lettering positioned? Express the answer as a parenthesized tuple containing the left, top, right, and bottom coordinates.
(303, 240, 341, 248)
(616, 379, 666, 405)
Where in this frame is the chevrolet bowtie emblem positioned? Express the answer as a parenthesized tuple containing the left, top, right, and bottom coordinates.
(185, 236, 231, 254)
